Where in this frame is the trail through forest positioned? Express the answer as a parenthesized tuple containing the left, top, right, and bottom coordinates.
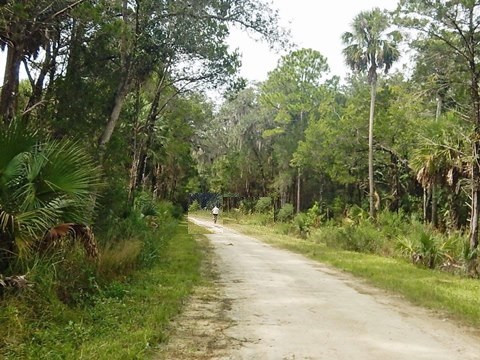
(171, 217, 480, 359)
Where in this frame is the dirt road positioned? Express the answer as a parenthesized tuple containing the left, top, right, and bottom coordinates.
(186, 217, 480, 360)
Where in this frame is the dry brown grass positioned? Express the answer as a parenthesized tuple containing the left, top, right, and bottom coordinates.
(97, 239, 143, 278)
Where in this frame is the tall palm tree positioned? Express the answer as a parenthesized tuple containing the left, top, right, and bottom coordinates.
(342, 8, 401, 218)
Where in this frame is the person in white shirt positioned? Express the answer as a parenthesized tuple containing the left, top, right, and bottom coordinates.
(212, 205, 219, 223)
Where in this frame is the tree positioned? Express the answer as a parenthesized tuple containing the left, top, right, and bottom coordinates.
(0, 0, 87, 123)
(195, 87, 273, 199)
(396, 0, 480, 249)
(261, 48, 332, 210)
(342, 8, 401, 219)
(410, 38, 458, 226)
(97, 0, 287, 154)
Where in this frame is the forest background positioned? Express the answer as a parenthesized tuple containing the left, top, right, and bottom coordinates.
(2, 0, 480, 358)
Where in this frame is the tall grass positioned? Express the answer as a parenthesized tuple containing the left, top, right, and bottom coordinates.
(223, 208, 472, 274)
(1, 201, 203, 359)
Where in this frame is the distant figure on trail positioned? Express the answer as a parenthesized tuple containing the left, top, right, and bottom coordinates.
(212, 205, 219, 223)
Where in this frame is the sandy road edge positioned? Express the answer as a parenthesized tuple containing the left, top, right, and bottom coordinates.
(154, 228, 238, 359)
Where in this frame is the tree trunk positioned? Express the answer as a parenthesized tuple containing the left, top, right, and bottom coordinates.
(0, 44, 22, 124)
(431, 183, 438, 228)
(431, 94, 443, 228)
(127, 84, 142, 205)
(469, 68, 480, 250)
(0, 215, 15, 272)
(423, 187, 430, 224)
(98, 0, 132, 153)
(296, 167, 301, 214)
(98, 77, 131, 151)
(368, 79, 377, 219)
(23, 42, 55, 123)
(470, 169, 479, 249)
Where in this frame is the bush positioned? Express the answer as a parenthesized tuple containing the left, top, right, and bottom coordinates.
(255, 197, 272, 213)
(317, 221, 382, 254)
(277, 203, 294, 222)
(293, 213, 310, 238)
(239, 199, 256, 214)
(134, 192, 158, 217)
(188, 200, 201, 212)
(310, 223, 343, 244)
(376, 210, 410, 240)
(396, 229, 460, 269)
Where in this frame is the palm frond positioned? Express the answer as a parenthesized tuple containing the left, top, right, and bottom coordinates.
(39, 223, 99, 259)
(342, 8, 399, 76)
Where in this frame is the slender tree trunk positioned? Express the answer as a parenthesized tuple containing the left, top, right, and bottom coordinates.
(0, 44, 22, 124)
(23, 41, 56, 123)
(431, 94, 443, 228)
(470, 170, 479, 249)
(368, 79, 377, 219)
(468, 58, 480, 249)
(98, 0, 131, 153)
(296, 167, 301, 214)
(127, 84, 142, 205)
(423, 187, 428, 224)
(98, 77, 131, 150)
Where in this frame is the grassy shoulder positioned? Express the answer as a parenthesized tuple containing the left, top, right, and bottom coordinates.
(1, 220, 207, 359)
(223, 217, 480, 329)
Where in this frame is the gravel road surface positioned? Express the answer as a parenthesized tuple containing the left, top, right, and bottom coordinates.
(188, 217, 480, 360)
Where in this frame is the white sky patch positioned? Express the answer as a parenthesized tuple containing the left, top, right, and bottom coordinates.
(228, 0, 400, 84)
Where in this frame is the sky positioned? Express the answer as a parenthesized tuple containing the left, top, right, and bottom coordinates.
(0, 1, 400, 90)
(228, 0, 400, 84)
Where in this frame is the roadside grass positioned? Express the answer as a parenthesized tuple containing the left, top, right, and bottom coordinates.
(224, 219, 480, 328)
(156, 227, 235, 359)
(188, 220, 213, 235)
(0, 220, 205, 359)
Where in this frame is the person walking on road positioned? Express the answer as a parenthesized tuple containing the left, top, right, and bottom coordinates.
(212, 205, 219, 223)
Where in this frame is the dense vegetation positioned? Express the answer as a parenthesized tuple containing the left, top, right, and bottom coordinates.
(195, 3, 480, 274)
(0, 0, 284, 357)
(2, 0, 480, 356)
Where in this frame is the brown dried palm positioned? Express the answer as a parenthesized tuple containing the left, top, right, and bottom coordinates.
(39, 223, 99, 260)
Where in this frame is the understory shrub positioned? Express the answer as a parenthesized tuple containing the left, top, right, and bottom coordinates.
(396, 229, 460, 269)
(277, 203, 294, 222)
(1, 198, 185, 358)
(293, 213, 311, 238)
(292, 202, 325, 236)
(330, 222, 382, 253)
(239, 199, 256, 214)
(188, 200, 201, 212)
(255, 197, 272, 213)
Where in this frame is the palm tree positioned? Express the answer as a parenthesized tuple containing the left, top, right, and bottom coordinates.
(342, 8, 401, 218)
(411, 122, 468, 230)
(0, 122, 102, 271)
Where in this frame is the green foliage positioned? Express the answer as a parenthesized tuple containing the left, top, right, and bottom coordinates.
(188, 200, 201, 212)
(239, 199, 256, 214)
(277, 203, 294, 222)
(0, 122, 102, 271)
(396, 229, 460, 269)
(327, 222, 382, 254)
(342, 8, 401, 80)
(290, 202, 324, 237)
(293, 213, 311, 238)
(345, 205, 369, 224)
(255, 197, 272, 213)
(0, 221, 202, 359)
